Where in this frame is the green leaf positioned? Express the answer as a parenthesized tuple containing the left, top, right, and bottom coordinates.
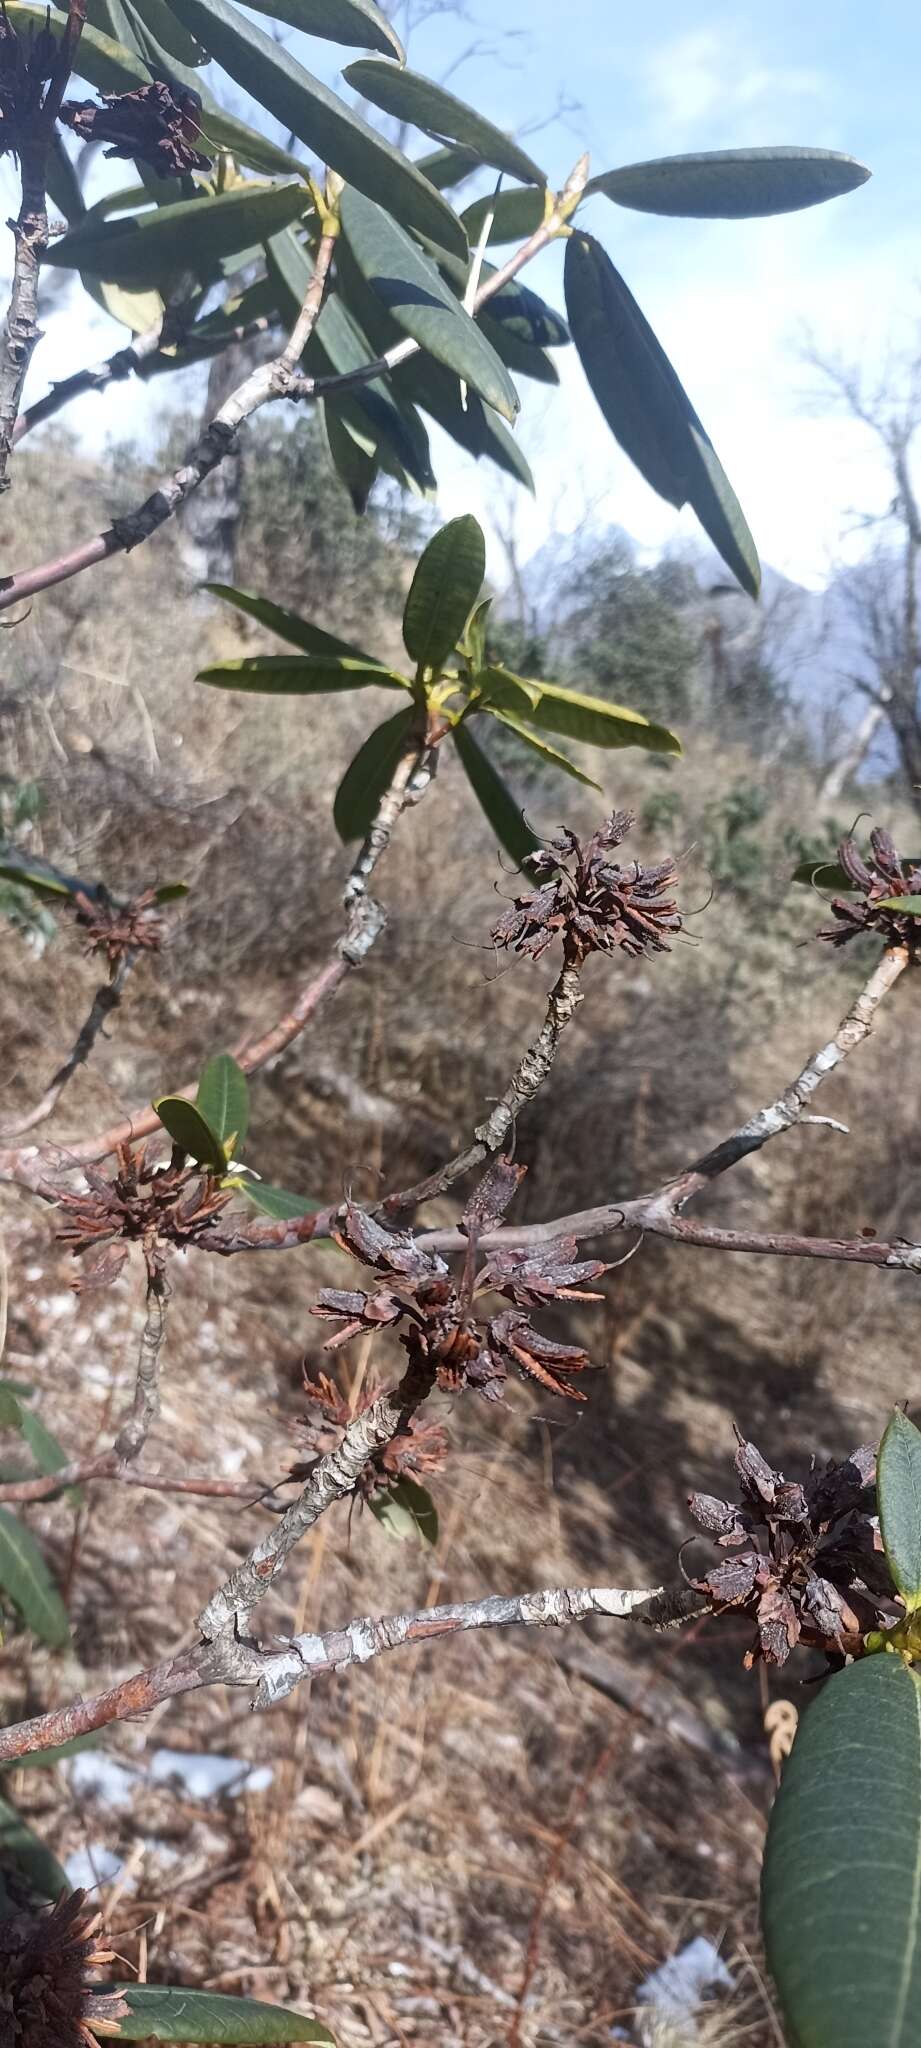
(368, 1477, 438, 1545)
(323, 406, 378, 513)
(0, 846, 84, 897)
(791, 858, 855, 890)
(152, 1096, 227, 1171)
(154, 882, 191, 903)
(478, 667, 681, 755)
(204, 582, 382, 666)
(163, 0, 466, 256)
(239, 0, 400, 58)
(462, 185, 546, 247)
(239, 1184, 320, 1221)
(18, 1408, 82, 1505)
(0, 1388, 23, 1429)
(762, 1655, 921, 2048)
(0, 1792, 71, 1904)
(396, 356, 534, 489)
(196, 1054, 250, 1150)
(0, 1507, 70, 1649)
(334, 706, 415, 843)
(9, 3, 147, 93)
(114, 0, 208, 68)
(485, 708, 602, 789)
(44, 183, 309, 289)
(433, 244, 569, 351)
(414, 143, 481, 192)
(587, 146, 871, 219)
(198, 655, 411, 695)
(103, 1985, 335, 2041)
(403, 515, 486, 670)
(564, 230, 760, 599)
(452, 722, 539, 869)
(340, 187, 518, 421)
(344, 59, 545, 185)
(878, 895, 921, 915)
(878, 1410, 921, 1611)
(2, 1730, 100, 1768)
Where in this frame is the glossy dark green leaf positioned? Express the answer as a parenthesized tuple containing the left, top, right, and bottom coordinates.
(198, 655, 410, 694)
(433, 244, 569, 351)
(478, 667, 681, 755)
(205, 582, 381, 665)
(240, 0, 400, 57)
(462, 185, 546, 247)
(452, 722, 539, 869)
(485, 707, 601, 789)
(344, 59, 545, 185)
(564, 230, 760, 599)
(152, 1096, 227, 1171)
(163, 0, 466, 256)
(762, 1655, 921, 2048)
(878, 894, 921, 914)
(334, 707, 415, 843)
(403, 515, 485, 670)
(196, 1054, 249, 1150)
(104, 1985, 335, 2041)
(0, 1508, 70, 1649)
(0, 1793, 71, 1904)
(323, 406, 378, 512)
(791, 857, 855, 890)
(878, 1410, 921, 1611)
(587, 146, 871, 219)
(340, 187, 517, 421)
(368, 1476, 438, 1546)
(44, 182, 308, 289)
(239, 1183, 320, 1220)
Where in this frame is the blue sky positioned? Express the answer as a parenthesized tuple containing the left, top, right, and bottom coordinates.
(6, 1, 919, 589)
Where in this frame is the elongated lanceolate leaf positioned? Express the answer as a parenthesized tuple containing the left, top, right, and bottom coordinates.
(340, 187, 518, 421)
(239, 0, 400, 58)
(163, 0, 466, 256)
(878, 1409, 921, 1611)
(394, 354, 534, 490)
(791, 857, 855, 890)
(239, 1184, 319, 1220)
(462, 185, 546, 247)
(587, 146, 871, 218)
(196, 1053, 249, 1150)
(344, 59, 545, 185)
(485, 707, 601, 789)
(323, 405, 379, 511)
(478, 667, 681, 755)
(204, 584, 381, 665)
(564, 231, 760, 598)
(198, 655, 410, 694)
(403, 515, 485, 670)
(414, 143, 481, 191)
(0, 1507, 71, 1648)
(452, 722, 539, 869)
(762, 1655, 921, 2047)
(44, 183, 309, 289)
(103, 1985, 335, 2041)
(334, 706, 416, 843)
(0, 1793, 71, 1904)
(368, 1476, 438, 1546)
(878, 894, 921, 915)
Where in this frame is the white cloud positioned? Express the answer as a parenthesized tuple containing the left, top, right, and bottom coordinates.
(641, 25, 825, 142)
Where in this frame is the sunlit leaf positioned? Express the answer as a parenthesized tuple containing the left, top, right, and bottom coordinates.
(403, 515, 486, 670)
(105, 1984, 335, 2041)
(344, 59, 545, 185)
(340, 187, 518, 421)
(368, 1476, 438, 1545)
(204, 582, 382, 665)
(462, 185, 546, 247)
(44, 182, 309, 289)
(239, 1184, 320, 1220)
(0, 847, 85, 897)
(564, 230, 760, 598)
(163, 0, 466, 255)
(878, 1409, 921, 1612)
(762, 1656, 921, 2048)
(152, 1096, 227, 1171)
(478, 667, 681, 755)
(586, 146, 871, 218)
(0, 1508, 71, 1649)
(198, 655, 410, 694)
(452, 721, 539, 869)
(333, 706, 415, 843)
(196, 1054, 250, 1150)
(877, 894, 921, 914)
(484, 707, 602, 789)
